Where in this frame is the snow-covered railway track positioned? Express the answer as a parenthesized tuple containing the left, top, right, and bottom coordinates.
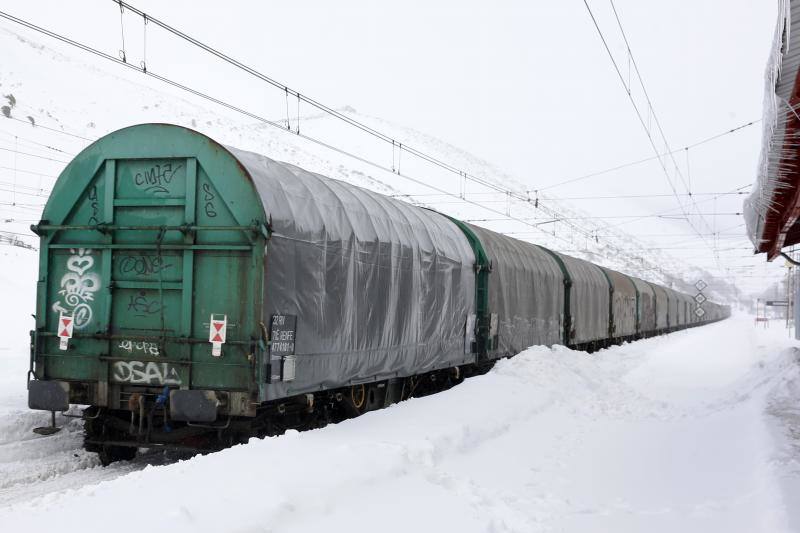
(0, 410, 175, 506)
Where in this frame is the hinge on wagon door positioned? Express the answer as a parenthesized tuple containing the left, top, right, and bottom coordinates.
(257, 218, 272, 240)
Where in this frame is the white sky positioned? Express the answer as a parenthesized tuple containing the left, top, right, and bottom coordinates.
(0, 0, 786, 295)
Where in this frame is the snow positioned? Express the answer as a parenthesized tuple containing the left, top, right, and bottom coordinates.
(0, 11, 798, 533)
(0, 193, 798, 533)
(1, 303, 799, 531)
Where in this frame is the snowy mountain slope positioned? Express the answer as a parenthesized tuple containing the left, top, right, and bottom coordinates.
(0, 316, 798, 532)
(0, 22, 739, 301)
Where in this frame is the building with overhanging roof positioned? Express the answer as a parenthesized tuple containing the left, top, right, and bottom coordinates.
(745, 0, 800, 260)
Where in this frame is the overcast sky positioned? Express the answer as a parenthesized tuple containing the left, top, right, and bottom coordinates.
(1, 0, 784, 293)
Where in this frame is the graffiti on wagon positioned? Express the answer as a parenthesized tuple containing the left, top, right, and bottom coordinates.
(133, 162, 182, 195)
(111, 360, 182, 386)
(118, 254, 173, 277)
(118, 339, 161, 356)
(127, 291, 165, 317)
(51, 248, 100, 330)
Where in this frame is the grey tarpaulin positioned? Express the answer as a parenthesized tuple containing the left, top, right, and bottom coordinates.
(466, 224, 564, 354)
(629, 276, 655, 333)
(227, 147, 477, 400)
(666, 288, 680, 327)
(556, 253, 610, 344)
(602, 268, 637, 337)
(677, 292, 691, 326)
(648, 282, 669, 330)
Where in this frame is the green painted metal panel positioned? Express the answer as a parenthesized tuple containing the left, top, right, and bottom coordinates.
(534, 245, 572, 346)
(32, 124, 268, 399)
(439, 215, 492, 359)
(597, 267, 615, 339)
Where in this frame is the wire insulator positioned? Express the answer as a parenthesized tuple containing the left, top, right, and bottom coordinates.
(285, 87, 290, 131)
(118, 1, 127, 63)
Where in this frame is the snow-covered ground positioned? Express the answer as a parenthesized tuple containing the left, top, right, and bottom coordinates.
(1, 242, 798, 532)
(0, 12, 798, 533)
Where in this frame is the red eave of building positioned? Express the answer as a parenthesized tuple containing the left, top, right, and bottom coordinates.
(764, 65, 800, 260)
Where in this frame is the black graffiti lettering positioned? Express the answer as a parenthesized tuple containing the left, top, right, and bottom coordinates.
(202, 182, 217, 218)
(119, 255, 172, 276)
(127, 291, 165, 316)
(133, 163, 183, 195)
(87, 186, 100, 225)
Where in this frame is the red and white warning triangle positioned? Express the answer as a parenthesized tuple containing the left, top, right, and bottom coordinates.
(58, 313, 74, 351)
(209, 314, 227, 357)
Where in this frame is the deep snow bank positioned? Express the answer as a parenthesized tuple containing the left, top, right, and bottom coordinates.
(0, 316, 798, 533)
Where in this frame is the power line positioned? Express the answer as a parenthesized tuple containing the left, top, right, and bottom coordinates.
(398, 190, 750, 202)
(0, 8, 604, 254)
(3, 115, 94, 142)
(542, 191, 748, 201)
(107, 0, 717, 274)
(0, 5, 745, 286)
(111, 1, 531, 208)
(503, 232, 746, 238)
(581, 0, 719, 269)
(0, 145, 69, 164)
(0, 165, 59, 179)
(116, 0, 745, 262)
(607, 0, 707, 217)
(464, 212, 742, 223)
(0, 179, 51, 193)
(0, 129, 76, 156)
(608, 184, 751, 229)
(535, 120, 758, 192)
(0, 229, 37, 238)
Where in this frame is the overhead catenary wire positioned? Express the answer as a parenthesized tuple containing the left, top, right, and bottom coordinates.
(0, 2, 754, 263)
(3, 115, 94, 142)
(504, 230, 747, 237)
(607, 184, 752, 229)
(397, 190, 750, 203)
(463, 212, 743, 223)
(0, 228, 39, 238)
(0, 145, 70, 164)
(535, 120, 758, 192)
(607, 0, 722, 252)
(581, 0, 719, 269)
(0, 6, 653, 261)
(0, 5, 759, 286)
(0, 129, 76, 156)
(106, 0, 731, 264)
(0, 17, 728, 290)
(0, 8, 604, 254)
(112, 0, 526, 194)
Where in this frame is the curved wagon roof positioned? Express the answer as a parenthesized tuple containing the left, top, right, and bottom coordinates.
(38, 123, 476, 399)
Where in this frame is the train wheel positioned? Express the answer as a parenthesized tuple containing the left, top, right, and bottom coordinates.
(350, 384, 367, 413)
(340, 384, 369, 418)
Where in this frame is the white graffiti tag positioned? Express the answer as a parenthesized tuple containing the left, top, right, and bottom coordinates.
(112, 361, 182, 386)
(51, 248, 100, 329)
(118, 339, 161, 356)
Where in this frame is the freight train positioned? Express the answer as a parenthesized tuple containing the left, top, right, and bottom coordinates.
(26, 124, 730, 464)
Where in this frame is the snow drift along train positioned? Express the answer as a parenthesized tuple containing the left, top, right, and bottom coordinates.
(26, 124, 730, 464)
